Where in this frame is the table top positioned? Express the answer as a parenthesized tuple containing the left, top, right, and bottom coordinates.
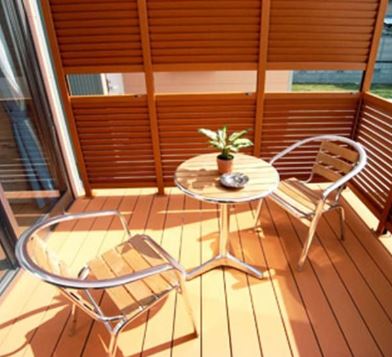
(174, 153, 280, 204)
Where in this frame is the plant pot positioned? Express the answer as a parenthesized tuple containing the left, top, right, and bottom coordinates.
(217, 155, 233, 174)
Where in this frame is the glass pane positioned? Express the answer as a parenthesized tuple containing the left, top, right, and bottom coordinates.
(0, 4, 66, 229)
(0, 215, 13, 281)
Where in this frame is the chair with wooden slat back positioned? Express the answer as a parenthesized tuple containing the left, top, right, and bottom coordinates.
(16, 211, 197, 357)
(254, 135, 367, 270)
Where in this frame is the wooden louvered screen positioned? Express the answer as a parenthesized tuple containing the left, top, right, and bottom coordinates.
(49, 0, 143, 73)
(42, 0, 389, 204)
(268, 0, 379, 70)
(352, 93, 392, 233)
(260, 93, 360, 179)
(156, 94, 256, 183)
(147, 0, 262, 71)
(71, 96, 156, 188)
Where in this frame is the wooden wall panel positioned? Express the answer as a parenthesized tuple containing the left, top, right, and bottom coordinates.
(268, 0, 380, 70)
(70, 96, 156, 188)
(260, 93, 360, 179)
(156, 93, 256, 183)
(42, 0, 390, 206)
(147, 0, 261, 70)
(48, 0, 143, 73)
(352, 93, 392, 232)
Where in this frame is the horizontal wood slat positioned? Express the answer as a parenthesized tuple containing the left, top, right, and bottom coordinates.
(352, 93, 392, 230)
(268, 0, 379, 69)
(260, 93, 359, 179)
(71, 96, 156, 187)
(156, 93, 256, 183)
(147, 0, 261, 68)
(48, 0, 143, 72)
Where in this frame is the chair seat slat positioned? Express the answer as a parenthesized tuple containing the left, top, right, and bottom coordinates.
(313, 163, 342, 182)
(120, 241, 176, 295)
(102, 248, 157, 306)
(271, 178, 332, 217)
(88, 257, 140, 315)
(321, 141, 359, 162)
(316, 152, 354, 174)
(128, 236, 179, 287)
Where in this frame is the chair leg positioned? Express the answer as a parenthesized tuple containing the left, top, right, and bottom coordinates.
(297, 213, 322, 270)
(108, 331, 120, 357)
(337, 206, 345, 241)
(254, 199, 264, 230)
(68, 303, 79, 336)
(178, 277, 198, 336)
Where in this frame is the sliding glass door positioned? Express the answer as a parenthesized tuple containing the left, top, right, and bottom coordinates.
(0, 1, 72, 290)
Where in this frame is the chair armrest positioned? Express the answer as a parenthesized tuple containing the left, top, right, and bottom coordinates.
(61, 210, 131, 237)
(140, 235, 186, 276)
(15, 210, 136, 290)
(21, 259, 175, 290)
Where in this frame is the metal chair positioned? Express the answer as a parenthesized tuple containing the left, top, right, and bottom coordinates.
(254, 135, 367, 270)
(15, 211, 197, 357)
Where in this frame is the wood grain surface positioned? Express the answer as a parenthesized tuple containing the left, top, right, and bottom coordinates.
(175, 153, 279, 203)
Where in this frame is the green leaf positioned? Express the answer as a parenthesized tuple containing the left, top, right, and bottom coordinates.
(228, 129, 247, 143)
(217, 127, 227, 145)
(210, 140, 224, 150)
(225, 144, 239, 152)
(198, 128, 218, 141)
(233, 138, 253, 148)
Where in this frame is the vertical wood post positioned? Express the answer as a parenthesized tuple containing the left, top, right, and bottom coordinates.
(350, 93, 364, 140)
(376, 187, 392, 234)
(360, 0, 388, 92)
(41, 0, 92, 196)
(137, 0, 164, 194)
(253, 0, 270, 158)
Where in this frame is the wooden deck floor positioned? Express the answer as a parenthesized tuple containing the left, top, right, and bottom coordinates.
(1, 187, 392, 357)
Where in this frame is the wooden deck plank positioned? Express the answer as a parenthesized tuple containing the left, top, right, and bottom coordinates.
(309, 212, 392, 355)
(0, 197, 100, 356)
(224, 207, 262, 357)
(1, 188, 392, 357)
(234, 203, 292, 357)
(200, 200, 231, 357)
(250, 200, 323, 357)
(29, 195, 125, 357)
(52, 191, 140, 357)
(323, 209, 392, 320)
(265, 198, 352, 357)
(171, 195, 201, 357)
(82, 189, 153, 356)
(288, 210, 383, 356)
(0, 198, 89, 351)
(341, 196, 392, 283)
(140, 189, 184, 357)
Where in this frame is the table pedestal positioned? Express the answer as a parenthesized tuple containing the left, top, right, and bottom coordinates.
(186, 204, 264, 280)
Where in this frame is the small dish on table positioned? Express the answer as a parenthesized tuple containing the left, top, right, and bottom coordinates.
(220, 172, 249, 189)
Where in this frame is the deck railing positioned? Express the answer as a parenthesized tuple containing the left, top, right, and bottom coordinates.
(352, 93, 392, 233)
(40, 0, 392, 233)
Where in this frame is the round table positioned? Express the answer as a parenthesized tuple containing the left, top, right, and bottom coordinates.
(175, 153, 280, 279)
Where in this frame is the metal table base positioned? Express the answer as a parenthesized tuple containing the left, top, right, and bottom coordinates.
(186, 204, 264, 280)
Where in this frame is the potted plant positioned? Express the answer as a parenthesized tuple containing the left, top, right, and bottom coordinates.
(198, 126, 253, 174)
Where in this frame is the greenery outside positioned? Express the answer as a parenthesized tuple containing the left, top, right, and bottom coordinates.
(292, 83, 392, 99)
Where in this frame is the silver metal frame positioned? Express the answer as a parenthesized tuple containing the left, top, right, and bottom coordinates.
(254, 135, 367, 270)
(15, 210, 197, 356)
(175, 155, 280, 280)
(186, 203, 263, 279)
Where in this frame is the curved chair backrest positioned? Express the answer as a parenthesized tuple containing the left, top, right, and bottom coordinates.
(270, 135, 367, 201)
